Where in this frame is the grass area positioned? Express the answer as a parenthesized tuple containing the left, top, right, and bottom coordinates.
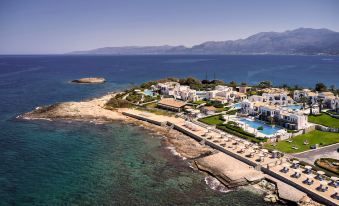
(226, 109, 238, 115)
(265, 130, 339, 153)
(198, 115, 224, 125)
(193, 100, 207, 105)
(308, 113, 339, 128)
(136, 107, 174, 117)
(136, 103, 174, 117)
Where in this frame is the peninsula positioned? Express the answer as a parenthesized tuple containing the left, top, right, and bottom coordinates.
(22, 77, 339, 206)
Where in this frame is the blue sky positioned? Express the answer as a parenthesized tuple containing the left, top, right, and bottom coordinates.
(1, 0, 339, 54)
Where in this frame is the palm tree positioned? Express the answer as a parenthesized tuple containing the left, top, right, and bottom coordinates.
(300, 95, 307, 109)
(317, 98, 324, 113)
(307, 98, 313, 115)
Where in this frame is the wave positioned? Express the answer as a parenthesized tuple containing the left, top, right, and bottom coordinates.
(166, 146, 187, 160)
(204, 176, 230, 193)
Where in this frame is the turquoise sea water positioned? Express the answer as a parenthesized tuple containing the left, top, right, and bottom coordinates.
(1, 55, 337, 205)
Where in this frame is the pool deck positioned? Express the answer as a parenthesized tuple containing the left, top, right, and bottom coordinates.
(231, 117, 286, 138)
(121, 108, 339, 206)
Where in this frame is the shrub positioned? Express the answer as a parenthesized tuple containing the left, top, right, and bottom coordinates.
(257, 126, 264, 130)
(217, 125, 266, 143)
(105, 98, 132, 108)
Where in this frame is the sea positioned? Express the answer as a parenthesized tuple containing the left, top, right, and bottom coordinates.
(0, 55, 338, 205)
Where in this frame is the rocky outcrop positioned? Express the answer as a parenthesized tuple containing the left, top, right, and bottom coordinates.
(21, 94, 125, 121)
(195, 152, 265, 189)
(71, 77, 106, 84)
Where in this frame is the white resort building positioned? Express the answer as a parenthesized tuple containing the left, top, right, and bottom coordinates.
(154, 82, 244, 104)
(241, 100, 307, 130)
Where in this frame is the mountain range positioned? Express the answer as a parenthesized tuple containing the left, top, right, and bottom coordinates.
(69, 28, 339, 55)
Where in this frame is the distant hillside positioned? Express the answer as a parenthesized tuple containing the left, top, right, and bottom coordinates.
(69, 28, 339, 55)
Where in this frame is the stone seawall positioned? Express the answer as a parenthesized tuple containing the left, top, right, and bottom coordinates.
(122, 111, 338, 206)
(262, 168, 337, 206)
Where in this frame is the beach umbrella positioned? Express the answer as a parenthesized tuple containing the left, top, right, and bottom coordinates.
(293, 169, 301, 176)
(317, 171, 325, 175)
(239, 145, 246, 149)
(304, 174, 314, 185)
(330, 176, 338, 187)
(246, 148, 254, 153)
(292, 160, 300, 164)
(305, 165, 312, 170)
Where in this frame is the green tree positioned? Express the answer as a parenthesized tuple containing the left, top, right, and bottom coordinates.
(307, 98, 313, 115)
(258, 81, 272, 88)
(300, 95, 307, 109)
(315, 83, 327, 92)
(210, 79, 225, 85)
(229, 81, 237, 88)
(179, 77, 201, 86)
(317, 98, 324, 113)
(329, 85, 336, 92)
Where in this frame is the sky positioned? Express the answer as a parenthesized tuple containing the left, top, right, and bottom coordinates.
(0, 0, 339, 54)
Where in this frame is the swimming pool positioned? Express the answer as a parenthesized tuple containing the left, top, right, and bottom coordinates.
(233, 103, 242, 109)
(143, 89, 154, 96)
(239, 118, 281, 136)
(283, 105, 303, 111)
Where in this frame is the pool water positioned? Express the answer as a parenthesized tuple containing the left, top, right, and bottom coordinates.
(283, 105, 303, 111)
(239, 118, 281, 136)
(233, 103, 242, 109)
(143, 89, 154, 96)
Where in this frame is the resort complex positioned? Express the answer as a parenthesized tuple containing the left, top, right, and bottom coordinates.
(25, 77, 339, 206)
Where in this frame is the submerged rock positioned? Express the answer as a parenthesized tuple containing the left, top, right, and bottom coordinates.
(71, 77, 106, 84)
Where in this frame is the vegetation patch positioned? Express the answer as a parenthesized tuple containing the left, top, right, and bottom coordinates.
(198, 115, 224, 125)
(315, 158, 339, 175)
(105, 98, 133, 109)
(226, 109, 238, 115)
(192, 100, 207, 105)
(308, 113, 339, 128)
(217, 124, 266, 143)
(265, 130, 339, 153)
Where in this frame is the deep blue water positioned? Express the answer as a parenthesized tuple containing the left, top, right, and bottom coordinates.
(1, 55, 338, 205)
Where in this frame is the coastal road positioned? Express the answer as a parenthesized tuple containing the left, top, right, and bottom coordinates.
(292, 143, 339, 165)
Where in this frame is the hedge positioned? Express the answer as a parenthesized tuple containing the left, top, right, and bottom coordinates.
(217, 124, 267, 143)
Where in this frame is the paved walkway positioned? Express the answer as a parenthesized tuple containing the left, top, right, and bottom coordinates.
(293, 143, 339, 165)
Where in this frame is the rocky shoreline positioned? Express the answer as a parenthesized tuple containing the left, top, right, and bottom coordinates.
(20, 93, 322, 206)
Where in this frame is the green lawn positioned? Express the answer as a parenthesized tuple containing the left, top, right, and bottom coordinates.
(265, 130, 339, 153)
(308, 113, 339, 128)
(226, 109, 238, 115)
(198, 115, 224, 125)
(193, 100, 207, 105)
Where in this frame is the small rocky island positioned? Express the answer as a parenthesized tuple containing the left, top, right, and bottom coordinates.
(71, 77, 106, 84)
